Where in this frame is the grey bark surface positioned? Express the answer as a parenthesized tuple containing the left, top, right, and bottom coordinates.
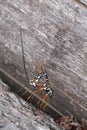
(0, 0, 87, 121)
(0, 79, 61, 130)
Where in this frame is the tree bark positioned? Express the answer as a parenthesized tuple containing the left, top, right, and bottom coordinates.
(0, 0, 87, 122)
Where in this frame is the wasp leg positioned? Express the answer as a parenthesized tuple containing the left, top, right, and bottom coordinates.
(25, 94, 32, 102)
(40, 94, 48, 111)
(40, 95, 48, 111)
(37, 100, 41, 107)
(26, 88, 43, 103)
(37, 89, 44, 107)
(18, 90, 28, 102)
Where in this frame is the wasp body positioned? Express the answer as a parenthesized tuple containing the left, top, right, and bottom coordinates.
(28, 70, 53, 110)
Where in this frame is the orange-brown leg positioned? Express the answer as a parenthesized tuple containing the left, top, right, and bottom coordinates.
(42, 98, 49, 111)
(40, 94, 49, 111)
(18, 89, 28, 102)
(26, 88, 44, 103)
(37, 89, 44, 107)
(35, 84, 44, 106)
(25, 94, 32, 102)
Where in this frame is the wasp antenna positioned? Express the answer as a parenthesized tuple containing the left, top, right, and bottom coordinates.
(41, 65, 45, 73)
(35, 61, 43, 74)
(35, 61, 40, 73)
(20, 27, 29, 84)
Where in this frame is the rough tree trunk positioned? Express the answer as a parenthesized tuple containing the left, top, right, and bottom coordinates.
(0, 0, 87, 122)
